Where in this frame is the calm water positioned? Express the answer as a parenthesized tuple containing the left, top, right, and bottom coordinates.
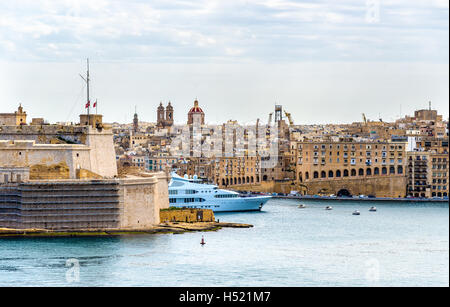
(0, 199, 448, 287)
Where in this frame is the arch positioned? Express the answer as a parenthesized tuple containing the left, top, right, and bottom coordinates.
(382, 167, 387, 175)
(358, 168, 364, 176)
(397, 165, 403, 174)
(305, 172, 309, 180)
(366, 168, 372, 176)
(256, 176, 260, 183)
(443, 192, 448, 197)
(389, 166, 395, 174)
(437, 192, 442, 197)
(336, 170, 341, 177)
(374, 167, 380, 175)
(242, 177, 246, 184)
(343, 169, 349, 177)
(328, 170, 334, 178)
(226, 178, 229, 186)
(263, 175, 268, 181)
(337, 189, 352, 197)
(246, 176, 250, 183)
(222, 178, 225, 186)
(251, 176, 254, 183)
(432, 192, 436, 197)
(234, 177, 237, 185)
(238, 177, 242, 184)
(351, 169, 357, 176)
(321, 171, 326, 178)
(313, 171, 319, 179)
(298, 172, 303, 182)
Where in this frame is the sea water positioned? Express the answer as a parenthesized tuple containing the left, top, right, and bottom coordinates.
(0, 199, 448, 287)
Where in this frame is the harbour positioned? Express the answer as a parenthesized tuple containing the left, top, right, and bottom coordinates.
(0, 198, 448, 287)
(274, 195, 449, 203)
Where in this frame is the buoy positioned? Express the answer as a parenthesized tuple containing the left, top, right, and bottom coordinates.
(200, 236, 206, 246)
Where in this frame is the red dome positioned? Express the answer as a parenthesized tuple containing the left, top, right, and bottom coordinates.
(188, 100, 204, 114)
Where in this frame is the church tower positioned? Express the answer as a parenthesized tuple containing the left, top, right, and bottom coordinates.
(157, 102, 165, 127)
(133, 107, 139, 133)
(165, 102, 174, 126)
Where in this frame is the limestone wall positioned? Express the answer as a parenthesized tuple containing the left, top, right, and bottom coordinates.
(160, 209, 215, 223)
(229, 175, 407, 197)
(85, 129, 118, 178)
(0, 172, 170, 230)
(118, 172, 170, 229)
(0, 140, 91, 179)
(302, 176, 407, 198)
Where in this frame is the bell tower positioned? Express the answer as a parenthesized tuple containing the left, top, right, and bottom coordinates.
(165, 102, 174, 126)
(157, 102, 165, 127)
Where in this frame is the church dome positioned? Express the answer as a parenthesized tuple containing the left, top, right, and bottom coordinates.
(188, 100, 204, 114)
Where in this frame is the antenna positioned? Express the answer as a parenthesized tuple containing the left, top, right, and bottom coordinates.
(79, 58, 90, 116)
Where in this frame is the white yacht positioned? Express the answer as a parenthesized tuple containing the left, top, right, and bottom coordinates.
(168, 173, 271, 212)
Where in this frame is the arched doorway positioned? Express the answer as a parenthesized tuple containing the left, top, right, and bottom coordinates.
(337, 189, 352, 197)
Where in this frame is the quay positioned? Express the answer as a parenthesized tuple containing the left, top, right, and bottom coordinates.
(274, 195, 449, 203)
(0, 221, 253, 238)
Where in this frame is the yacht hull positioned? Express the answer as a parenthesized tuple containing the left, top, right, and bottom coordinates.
(171, 196, 271, 212)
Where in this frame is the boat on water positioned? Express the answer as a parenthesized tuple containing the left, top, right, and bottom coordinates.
(325, 206, 333, 210)
(369, 206, 377, 212)
(168, 173, 271, 212)
(352, 210, 361, 215)
(298, 204, 306, 208)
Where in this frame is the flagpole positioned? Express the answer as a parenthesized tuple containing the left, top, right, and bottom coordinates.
(87, 58, 90, 118)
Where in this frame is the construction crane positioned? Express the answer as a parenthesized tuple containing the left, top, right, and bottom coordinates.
(284, 111, 294, 126)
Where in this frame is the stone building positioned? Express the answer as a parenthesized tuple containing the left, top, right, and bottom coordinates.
(406, 151, 431, 198)
(292, 139, 408, 197)
(0, 104, 27, 126)
(0, 105, 170, 231)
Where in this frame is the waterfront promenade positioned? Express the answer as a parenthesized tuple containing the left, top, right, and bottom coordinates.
(274, 195, 449, 203)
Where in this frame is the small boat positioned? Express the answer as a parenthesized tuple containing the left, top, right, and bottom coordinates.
(325, 206, 333, 210)
(369, 206, 377, 212)
(298, 204, 306, 208)
(352, 210, 361, 215)
(200, 236, 206, 246)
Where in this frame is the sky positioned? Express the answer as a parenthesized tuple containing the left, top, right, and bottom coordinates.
(0, 0, 448, 125)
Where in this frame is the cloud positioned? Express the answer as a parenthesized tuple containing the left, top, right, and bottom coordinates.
(0, 0, 448, 63)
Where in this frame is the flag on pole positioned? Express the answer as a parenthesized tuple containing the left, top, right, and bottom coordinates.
(85, 100, 90, 109)
(93, 100, 97, 108)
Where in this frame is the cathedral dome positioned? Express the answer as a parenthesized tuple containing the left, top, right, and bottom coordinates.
(188, 100, 204, 114)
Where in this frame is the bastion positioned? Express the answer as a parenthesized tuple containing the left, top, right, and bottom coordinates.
(0, 111, 170, 231)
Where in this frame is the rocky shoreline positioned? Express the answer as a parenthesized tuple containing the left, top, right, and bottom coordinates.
(0, 222, 253, 238)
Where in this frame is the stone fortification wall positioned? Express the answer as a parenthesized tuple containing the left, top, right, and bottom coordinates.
(231, 176, 407, 197)
(0, 172, 170, 230)
(0, 125, 118, 178)
(0, 124, 89, 144)
(0, 140, 91, 179)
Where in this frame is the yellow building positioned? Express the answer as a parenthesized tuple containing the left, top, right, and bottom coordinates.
(292, 140, 408, 197)
(0, 105, 27, 126)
